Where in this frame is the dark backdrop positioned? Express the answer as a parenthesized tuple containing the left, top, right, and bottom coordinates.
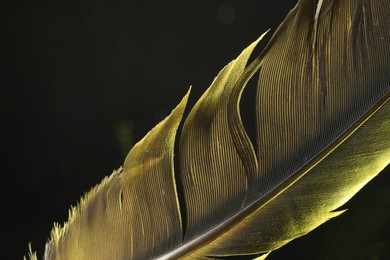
(2, 0, 389, 259)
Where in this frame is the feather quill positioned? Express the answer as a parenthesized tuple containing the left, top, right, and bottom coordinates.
(28, 0, 389, 259)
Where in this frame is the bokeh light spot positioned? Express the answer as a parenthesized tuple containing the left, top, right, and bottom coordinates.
(216, 4, 236, 25)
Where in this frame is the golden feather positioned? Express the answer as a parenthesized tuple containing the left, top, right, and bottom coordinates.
(29, 0, 389, 259)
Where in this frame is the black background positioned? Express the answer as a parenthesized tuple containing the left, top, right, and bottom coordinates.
(2, 0, 389, 259)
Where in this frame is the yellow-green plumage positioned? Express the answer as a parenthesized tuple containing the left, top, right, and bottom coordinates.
(29, 0, 389, 259)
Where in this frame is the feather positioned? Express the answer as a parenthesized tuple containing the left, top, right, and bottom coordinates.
(29, 0, 389, 259)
